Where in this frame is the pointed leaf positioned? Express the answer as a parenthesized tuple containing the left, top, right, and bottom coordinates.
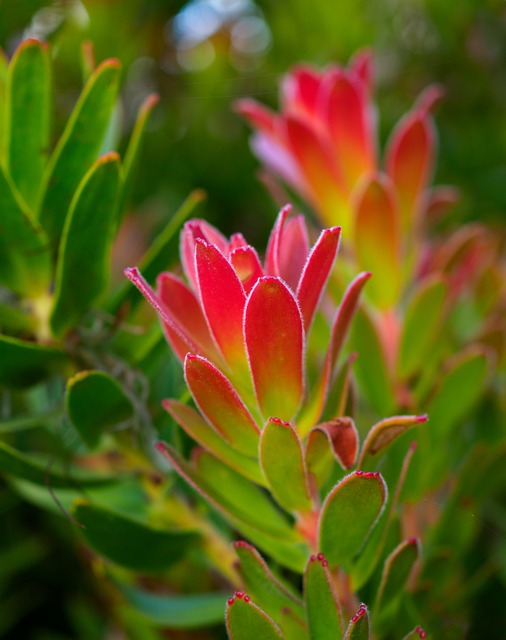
(374, 538, 420, 620)
(230, 246, 264, 294)
(398, 278, 447, 378)
(297, 226, 341, 333)
(226, 593, 285, 640)
(304, 554, 343, 640)
(319, 471, 387, 568)
(0, 334, 70, 388)
(402, 627, 427, 640)
(73, 501, 197, 572)
(50, 153, 121, 336)
(358, 415, 427, 467)
(386, 110, 435, 229)
(234, 541, 306, 640)
(265, 204, 291, 277)
(39, 58, 121, 246)
(260, 418, 312, 512)
(118, 583, 229, 629)
(277, 214, 310, 290)
(5, 39, 51, 208)
(348, 308, 396, 415)
(66, 370, 134, 449)
(184, 354, 260, 456)
(155, 443, 296, 541)
(353, 175, 401, 309)
(345, 605, 370, 640)
(109, 190, 205, 314)
(195, 239, 247, 370)
(0, 164, 51, 296)
(245, 277, 304, 421)
(118, 93, 159, 222)
(163, 400, 263, 485)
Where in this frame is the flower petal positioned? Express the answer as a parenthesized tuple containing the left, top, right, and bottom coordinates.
(195, 239, 248, 371)
(244, 277, 304, 421)
(297, 226, 341, 333)
(184, 354, 260, 457)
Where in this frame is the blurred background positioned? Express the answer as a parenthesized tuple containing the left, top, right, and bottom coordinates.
(1, 0, 506, 637)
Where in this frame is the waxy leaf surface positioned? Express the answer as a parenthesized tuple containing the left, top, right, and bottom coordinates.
(50, 153, 121, 336)
(184, 354, 260, 456)
(260, 418, 312, 512)
(226, 595, 285, 640)
(5, 39, 51, 208)
(304, 555, 343, 640)
(163, 400, 263, 485)
(245, 277, 304, 421)
(319, 471, 387, 568)
(358, 415, 427, 467)
(66, 370, 134, 449)
(39, 59, 121, 246)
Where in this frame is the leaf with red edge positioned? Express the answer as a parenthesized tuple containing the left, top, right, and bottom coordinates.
(401, 626, 427, 639)
(277, 215, 310, 291)
(385, 109, 436, 229)
(265, 204, 291, 278)
(283, 115, 349, 227)
(184, 354, 260, 457)
(180, 219, 229, 292)
(297, 226, 341, 334)
(319, 471, 387, 568)
(352, 175, 401, 309)
(158, 273, 223, 363)
(322, 70, 376, 192)
(344, 604, 370, 640)
(163, 400, 263, 485)
(233, 541, 306, 640)
(349, 49, 373, 89)
(307, 418, 358, 479)
(226, 593, 285, 640)
(374, 538, 420, 628)
(235, 98, 278, 136)
(260, 418, 312, 513)
(358, 415, 427, 467)
(245, 277, 304, 421)
(304, 554, 344, 640)
(298, 272, 370, 435)
(230, 246, 264, 294)
(281, 65, 323, 119)
(195, 239, 248, 371)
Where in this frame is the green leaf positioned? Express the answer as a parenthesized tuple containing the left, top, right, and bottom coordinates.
(373, 538, 420, 628)
(226, 594, 285, 640)
(344, 605, 370, 640)
(118, 93, 159, 223)
(50, 152, 121, 337)
(66, 370, 134, 449)
(358, 415, 427, 467)
(119, 583, 229, 629)
(0, 334, 70, 388)
(155, 443, 307, 571)
(233, 541, 306, 640)
(398, 278, 447, 378)
(0, 48, 8, 159)
(348, 308, 396, 415)
(401, 627, 427, 640)
(73, 501, 197, 572)
(304, 555, 343, 640)
(5, 39, 51, 208)
(319, 471, 387, 568)
(0, 303, 36, 334)
(107, 189, 205, 314)
(38, 58, 121, 246)
(163, 400, 264, 485)
(0, 165, 51, 296)
(259, 418, 312, 512)
(0, 440, 116, 488)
